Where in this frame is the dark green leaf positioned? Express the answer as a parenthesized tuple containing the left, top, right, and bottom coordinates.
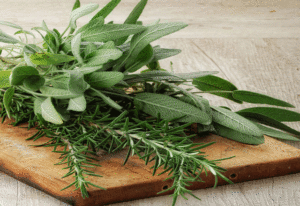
(237, 107, 300, 122)
(90, 89, 122, 110)
(9, 66, 39, 85)
(90, 0, 121, 20)
(0, 71, 11, 88)
(232, 90, 294, 108)
(84, 71, 124, 89)
(3, 87, 15, 119)
(30, 53, 76, 65)
(23, 75, 45, 92)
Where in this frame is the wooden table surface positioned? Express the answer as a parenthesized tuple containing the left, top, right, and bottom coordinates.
(0, 0, 300, 205)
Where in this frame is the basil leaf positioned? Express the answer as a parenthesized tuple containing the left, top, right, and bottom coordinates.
(0, 21, 22, 29)
(0, 29, 19, 44)
(90, 0, 121, 21)
(91, 89, 122, 110)
(213, 122, 265, 145)
(193, 75, 242, 103)
(71, 33, 83, 64)
(211, 106, 263, 137)
(67, 95, 87, 112)
(0, 71, 11, 88)
(9, 66, 39, 85)
(232, 90, 294, 108)
(41, 97, 63, 124)
(67, 70, 90, 94)
(3, 87, 15, 119)
(40, 86, 81, 99)
(23, 75, 45, 92)
(84, 71, 124, 88)
(85, 49, 122, 66)
(70, 3, 99, 29)
(254, 123, 300, 141)
(30, 53, 76, 65)
(134, 92, 211, 125)
(237, 107, 300, 122)
(81, 24, 146, 42)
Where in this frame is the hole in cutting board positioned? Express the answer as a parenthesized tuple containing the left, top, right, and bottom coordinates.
(230, 173, 237, 179)
(163, 185, 169, 190)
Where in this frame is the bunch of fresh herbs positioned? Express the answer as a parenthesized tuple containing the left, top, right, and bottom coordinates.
(0, 0, 300, 205)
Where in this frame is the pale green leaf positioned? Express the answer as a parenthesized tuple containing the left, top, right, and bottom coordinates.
(91, 89, 122, 110)
(14, 30, 36, 38)
(70, 3, 99, 29)
(30, 53, 76, 65)
(71, 33, 83, 64)
(0, 21, 22, 29)
(41, 97, 63, 124)
(75, 16, 104, 35)
(85, 49, 122, 66)
(0, 29, 19, 44)
(34, 97, 47, 115)
(67, 70, 90, 94)
(134, 92, 211, 125)
(67, 95, 87, 112)
(74, 65, 103, 75)
(254, 123, 300, 141)
(23, 52, 36, 67)
(151, 45, 181, 62)
(3, 87, 15, 119)
(84, 71, 124, 89)
(0, 71, 11, 88)
(40, 86, 81, 99)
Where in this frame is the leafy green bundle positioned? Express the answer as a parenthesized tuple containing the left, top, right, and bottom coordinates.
(0, 0, 299, 205)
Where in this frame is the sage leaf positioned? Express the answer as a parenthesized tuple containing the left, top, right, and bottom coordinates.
(23, 44, 42, 54)
(70, 3, 99, 29)
(81, 24, 146, 42)
(55, 105, 70, 121)
(0, 29, 19, 44)
(90, 0, 121, 21)
(211, 106, 263, 137)
(74, 65, 103, 75)
(71, 33, 83, 64)
(91, 89, 122, 110)
(0, 21, 22, 29)
(40, 86, 81, 99)
(76, 16, 104, 35)
(30, 53, 76, 65)
(34, 97, 47, 115)
(69, 0, 81, 34)
(84, 42, 98, 58)
(84, 71, 124, 89)
(23, 52, 36, 67)
(238, 112, 300, 136)
(0, 71, 11, 88)
(14, 30, 35, 38)
(85, 49, 122, 66)
(3, 87, 15, 119)
(151, 45, 181, 62)
(193, 75, 242, 103)
(9, 66, 39, 86)
(237, 107, 300, 122)
(178, 95, 212, 117)
(67, 95, 87, 112)
(254, 123, 300, 141)
(213, 123, 264, 145)
(41, 97, 63, 124)
(134, 92, 211, 125)
(232, 90, 294, 108)
(23, 75, 45, 92)
(50, 76, 70, 90)
(67, 70, 90, 94)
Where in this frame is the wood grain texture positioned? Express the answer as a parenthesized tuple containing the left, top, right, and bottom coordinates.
(0, 0, 300, 205)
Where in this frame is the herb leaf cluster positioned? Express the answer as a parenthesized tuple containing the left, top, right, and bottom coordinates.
(0, 0, 300, 205)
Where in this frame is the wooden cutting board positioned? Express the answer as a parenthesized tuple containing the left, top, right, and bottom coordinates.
(1, 118, 300, 206)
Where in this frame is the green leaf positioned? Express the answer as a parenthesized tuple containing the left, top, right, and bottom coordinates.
(81, 24, 146, 42)
(72, 0, 81, 11)
(67, 95, 87, 112)
(14, 30, 36, 38)
(50, 76, 70, 90)
(0, 29, 19, 44)
(23, 75, 45, 92)
(232, 90, 294, 108)
(3, 87, 15, 119)
(30, 53, 76, 65)
(125, 44, 154, 73)
(213, 123, 265, 145)
(41, 97, 63, 124)
(85, 49, 122, 66)
(254, 123, 300, 141)
(84, 71, 124, 89)
(23, 44, 42, 54)
(23, 52, 36, 67)
(90, 89, 122, 110)
(237, 112, 300, 136)
(211, 106, 263, 137)
(40, 86, 81, 99)
(34, 97, 47, 115)
(134, 92, 211, 125)
(74, 65, 103, 75)
(9, 66, 39, 86)
(237, 107, 300, 122)
(178, 95, 212, 116)
(193, 75, 242, 103)
(70, 3, 99, 29)
(75, 16, 104, 35)
(67, 70, 90, 94)
(151, 45, 181, 62)
(71, 33, 83, 64)
(90, 0, 121, 20)
(83, 42, 97, 58)
(0, 21, 22, 29)
(0, 71, 11, 88)
(55, 105, 70, 121)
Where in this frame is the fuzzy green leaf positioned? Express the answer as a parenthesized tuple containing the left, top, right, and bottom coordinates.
(23, 75, 45, 92)
(211, 106, 263, 137)
(84, 42, 98, 58)
(81, 24, 146, 42)
(213, 123, 265, 145)
(70, 3, 99, 29)
(254, 123, 300, 141)
(151, 45, 181, 62)
(71, 33, 83, 64)
(0, 21, 22, 29)
(14, 30, 36, 38)
(237, 107, 300, 122)
(90, 0, 121, 20)
(85, 49, 122, 66)
(193, 75, 242, 103)
(41, 97, 63, 124)
(40, 86, 81, 99)
(75, 16, 104, 35)
(134, 92, 211, 125)
(84, 71, 124, 89)
(0, 71, 11, 88)
(67, 95, 86, 112)
(34, 97, 47, 115)
(90, 89, 122, 110)
(30, 53, 76, 65)
(74, 66, 103, 75)
(3, 87, 15, 119)
(67, 70, 90, 94)
(0, 29, 19, 44)
(9, 66, 39, 86)
(232, 90, 294, 108)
